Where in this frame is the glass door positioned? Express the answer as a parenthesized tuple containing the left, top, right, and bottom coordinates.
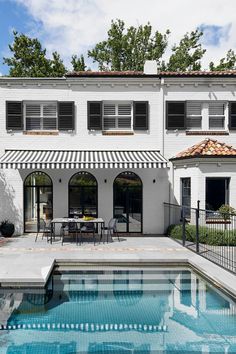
(69, 172, 98, 218)
(24, 186, 38, 233)
(114, 172, 142, 233)
(24, 172, 53, 233)
(128, 186, 142, 232)
(38, 186, 53, 226)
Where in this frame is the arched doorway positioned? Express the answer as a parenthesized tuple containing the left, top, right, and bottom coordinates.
(114, 172, 142, 233)
(24, 172, 53, 232)
(68, 172, 98, 218)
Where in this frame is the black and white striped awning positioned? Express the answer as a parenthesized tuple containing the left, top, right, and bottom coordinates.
(0, 150, 168, 169)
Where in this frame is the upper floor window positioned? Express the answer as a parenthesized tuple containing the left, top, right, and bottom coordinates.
(88, 101, 148, 132)
(186, 102, 202, 130)
(25, 102, 57, 130)
(208, 102, 225, 129)
(6, 101, 75, 132)
(103, 102, 132, 130)
(166, 101, 226, 131)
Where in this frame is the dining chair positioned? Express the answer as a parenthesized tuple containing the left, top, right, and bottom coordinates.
(104, 218, 120, 243)
(61, 221, 80, 245)
(35, 218, 51, 242)
(79, 222, 96, 245)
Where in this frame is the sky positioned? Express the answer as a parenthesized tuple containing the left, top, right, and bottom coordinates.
(0, 0, 236, 75)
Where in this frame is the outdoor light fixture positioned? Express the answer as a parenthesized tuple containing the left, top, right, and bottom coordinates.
(59, 178, 62, 183)
(104, 179, 107, 183)
(153, 179, 156, 183)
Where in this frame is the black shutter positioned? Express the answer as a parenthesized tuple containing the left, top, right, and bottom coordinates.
(87, 101, 102, 130)
(166, 101, 186, 130)
(229, 102, 236, 130)
(58, 101, 75, 130)
(6, 101, 23, 130)
(133, 101, 149, 130)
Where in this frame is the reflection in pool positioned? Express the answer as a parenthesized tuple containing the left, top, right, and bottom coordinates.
(0, 267, 236, 353)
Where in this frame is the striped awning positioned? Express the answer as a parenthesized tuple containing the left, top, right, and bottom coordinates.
(0, 150, 168, 169)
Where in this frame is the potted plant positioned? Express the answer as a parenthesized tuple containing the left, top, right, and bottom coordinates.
(218, 205, 236, 229)
(0, 220, 15, 237)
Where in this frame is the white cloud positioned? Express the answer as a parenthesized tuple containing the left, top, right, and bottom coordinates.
(13, 0, 236, 70)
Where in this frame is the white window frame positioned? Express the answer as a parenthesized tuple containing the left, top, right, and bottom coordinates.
(208, 101, 227, 130)
(24, 101, 58, 131)
(102, 101, 133, 131)
(186, 101, 227, 131)
(186, 101, 202, 130)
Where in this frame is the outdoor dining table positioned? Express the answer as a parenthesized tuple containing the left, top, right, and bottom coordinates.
(50, 217, 105, 244)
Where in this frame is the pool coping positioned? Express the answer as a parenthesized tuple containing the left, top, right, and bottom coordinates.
(1, 257, 236, 302)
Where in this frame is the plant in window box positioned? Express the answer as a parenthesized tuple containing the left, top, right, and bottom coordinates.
(0, 220, 15, 237)
(218, 205, 236, 229)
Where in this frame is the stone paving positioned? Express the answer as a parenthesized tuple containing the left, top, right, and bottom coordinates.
(0, 234, 236, 298)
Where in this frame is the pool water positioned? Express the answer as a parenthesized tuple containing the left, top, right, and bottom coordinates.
(0, 267, 236, 353)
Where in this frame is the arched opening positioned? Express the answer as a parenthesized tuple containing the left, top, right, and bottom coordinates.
(24, 172, 53, 233)
(114, 172, 142, 233)
(68, 172, 98, 218)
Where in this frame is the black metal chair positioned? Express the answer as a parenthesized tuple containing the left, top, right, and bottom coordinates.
(61, 222, 80, 245)
(79, 222, 96, 245)
(104, 218, 119, 243)
(35, 218, 51, 242)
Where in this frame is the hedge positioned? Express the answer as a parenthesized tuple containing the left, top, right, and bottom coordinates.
(166, 224, 236, 246)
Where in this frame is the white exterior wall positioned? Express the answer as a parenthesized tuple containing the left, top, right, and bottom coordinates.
(173, 160, 236, 211)
(163, 78, 236, 159)
(0, 78, 163, 154)
(163, 77, 236, 214)
(0, 77, 169, 235)
(3, 168, 168, 235)
(2, 75, 236, 234)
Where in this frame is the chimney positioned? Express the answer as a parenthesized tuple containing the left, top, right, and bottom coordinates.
(144, 60, 157, 75)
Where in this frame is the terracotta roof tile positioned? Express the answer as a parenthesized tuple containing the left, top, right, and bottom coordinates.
(159, 70, 236, 77)
(66, 71, 144, 77)
(171, 139, 236, 160)
(66, 70, 236, 78)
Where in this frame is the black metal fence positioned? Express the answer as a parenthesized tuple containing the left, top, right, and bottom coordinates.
(164, 202, 236, 274)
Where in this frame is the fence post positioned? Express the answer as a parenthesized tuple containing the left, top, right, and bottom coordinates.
(182, 206, 186, 246)
(196, 200, 200, 253)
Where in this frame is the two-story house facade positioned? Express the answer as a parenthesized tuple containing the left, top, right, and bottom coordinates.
(1, 62, 236, 235)
(0, 69, 168, 235)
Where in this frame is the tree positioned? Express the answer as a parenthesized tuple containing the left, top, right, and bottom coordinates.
(209, 49, 236, 71)
(50, 51, 67, 77)
(3, 31, 66, 77)
(71, 54, 87, 71)
(88, 19, 170, 71)
(165, 30, 206, 71)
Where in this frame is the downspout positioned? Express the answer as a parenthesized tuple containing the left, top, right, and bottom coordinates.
(160, 77, 171, 204)
(160, 77, 165, 156)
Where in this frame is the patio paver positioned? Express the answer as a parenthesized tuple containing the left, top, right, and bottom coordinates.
(0, 234, 236, 299)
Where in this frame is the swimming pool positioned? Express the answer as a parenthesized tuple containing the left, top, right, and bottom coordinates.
(0, 266, 236, 353)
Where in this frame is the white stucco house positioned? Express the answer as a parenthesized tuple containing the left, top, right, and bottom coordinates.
(1, 61, 236, 235)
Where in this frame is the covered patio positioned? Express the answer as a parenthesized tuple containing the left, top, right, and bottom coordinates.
(0, 149, 168, 235)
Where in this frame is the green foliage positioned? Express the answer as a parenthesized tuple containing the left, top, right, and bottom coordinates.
(167, 224, 236, 246)
(3, 31, 66, 77)
(218, 204, 236, 220)
(165, 30, 206, 71)
(209, 49, 236, 71)
(50, 51, 66, 77)
(88, 19, 170, 71)
(71, 54, 87, 71)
